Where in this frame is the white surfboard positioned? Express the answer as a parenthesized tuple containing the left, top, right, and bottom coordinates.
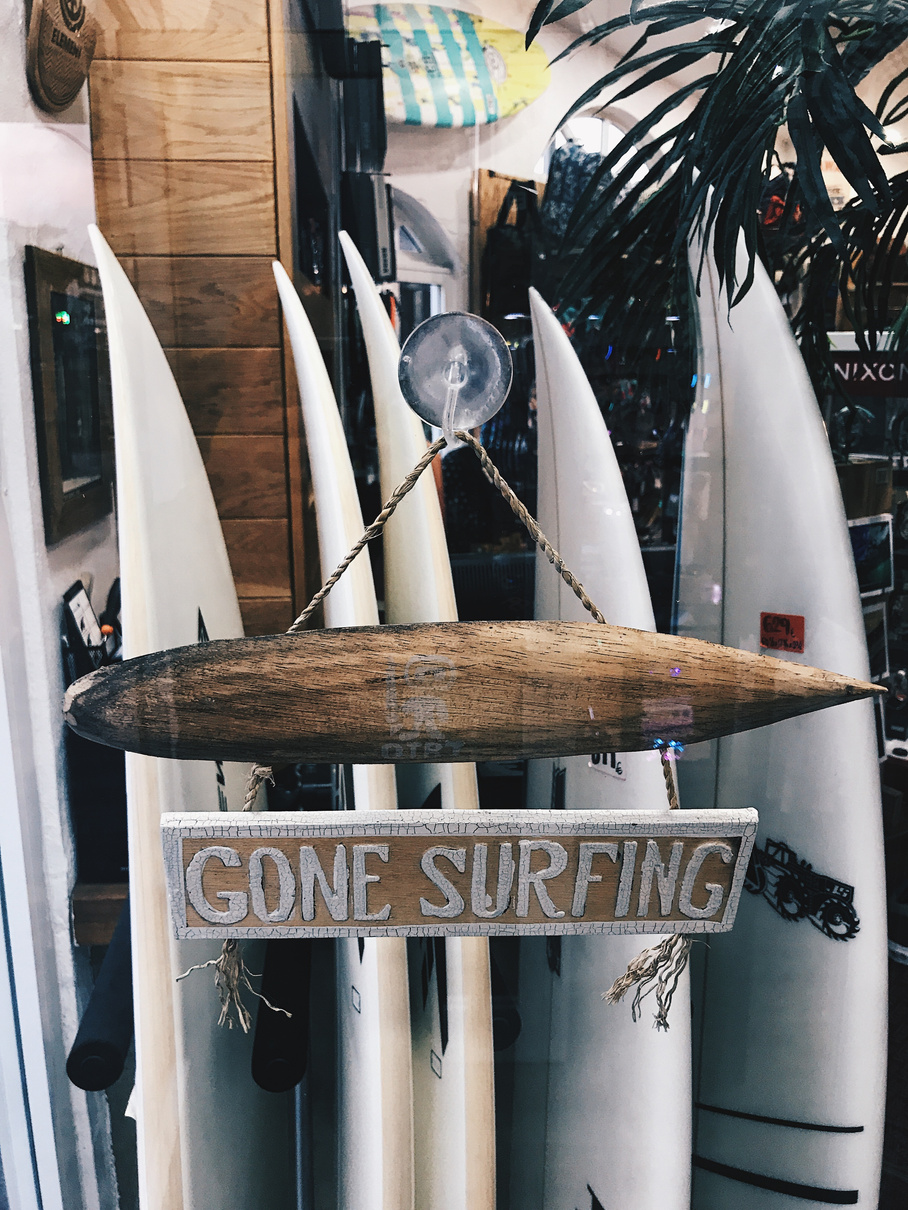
(676, 239, 887, 1206)
(88, 226, 293, 1209)
(504, 289, 691, 1210)
(339, 231, 495, 1210)
(273, 261, 414, 1210)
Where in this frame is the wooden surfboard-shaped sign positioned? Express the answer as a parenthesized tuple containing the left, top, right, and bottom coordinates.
(162, 809, 758, 939)
(64, 621, 879, 765)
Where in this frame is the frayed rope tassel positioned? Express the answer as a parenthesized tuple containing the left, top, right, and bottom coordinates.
(177, 938, 291, 1032)
(603, 935, 692, 1030)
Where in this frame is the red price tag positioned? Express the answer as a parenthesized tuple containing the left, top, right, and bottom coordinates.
(760, 612, 805, 654)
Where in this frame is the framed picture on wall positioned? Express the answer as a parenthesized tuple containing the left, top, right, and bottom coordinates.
(848, 513, 895, 598)
(24, 246, 113, 545)
(863, 599, 889, 682)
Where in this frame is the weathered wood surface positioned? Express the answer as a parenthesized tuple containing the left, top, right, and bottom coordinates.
(90, 61, 274, 161)
(71, 882, 129, 947)
(118, 257, 280, 350)
(195, 436, 288, 520)
(94, 161, 276, 256)
(165, 348, 284, 436)
(91, 0, 269, 61)
(64, 621, 880, 764)
(220, 519, 292, 599)
(163, 809, 759, 939)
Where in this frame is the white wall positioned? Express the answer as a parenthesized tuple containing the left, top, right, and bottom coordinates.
(0, 0, 120, 1205)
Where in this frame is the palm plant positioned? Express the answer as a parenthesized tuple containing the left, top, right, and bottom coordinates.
(792, 170, 908, 392)
(527, 0, 908, 377)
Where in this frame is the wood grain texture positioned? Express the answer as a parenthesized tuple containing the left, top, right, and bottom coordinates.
(121, 257, 280, 348)
(163, 348, 284, 435)
(161, 808, 758, 938)
(64, 621, 881, 765)
(94, 161, 276, 256)
(239, 596, 295, 636)
(90, 61, 274, 161)
(71, 882, 128, 946)
(222, 519, 291, 598)
(92, 0, 268, 61)
(197, 435, 287, 519)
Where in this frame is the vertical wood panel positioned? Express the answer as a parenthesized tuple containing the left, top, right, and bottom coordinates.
(121, 258, 281, 348)
(223, 519, 292, 597)
(164, 348, 284, 435)
(94, 161, 276, 256)
(197, 436, 288, 519)
(239, 597, 296, 636)
(90, 62, 274, 161)
(92, 0, 269, 61)
(91, 0, 310, 634)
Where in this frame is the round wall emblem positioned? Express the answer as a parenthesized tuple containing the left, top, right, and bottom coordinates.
(26, 0, 97, 113)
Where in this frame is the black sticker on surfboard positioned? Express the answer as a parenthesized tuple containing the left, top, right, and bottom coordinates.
(585, 1186, 605, 1210)
(744, 839, 859, 940)
(198, 609, 228, 811)
(551, 765, 565, 811)
(589, 751, 626, 780)
(546, 935, 561, 977)
(416, 937, 449, 1055)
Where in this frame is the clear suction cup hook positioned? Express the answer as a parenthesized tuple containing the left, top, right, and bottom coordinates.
(398, 312, 513, 444)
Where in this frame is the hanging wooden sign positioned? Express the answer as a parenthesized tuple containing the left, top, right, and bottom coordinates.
(162, 808, 758, 939)
(64, 621, 880, 766)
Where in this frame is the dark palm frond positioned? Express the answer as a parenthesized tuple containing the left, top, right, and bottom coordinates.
(877, 61, 908, 134)
(526, 0, 594, 49)
(529, 0, 908, 328)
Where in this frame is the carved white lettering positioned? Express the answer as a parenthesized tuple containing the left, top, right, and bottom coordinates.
(299, 845, 349, 921)
(249, 847, 295, 922)
(420, 847, 467, 918)
(637, 840, 684, 916)
(614, 840, 637, 918)
(352, 845, 391, 921)
(571, 842, 619, 917)
(678, 842, 734, 919)
(471, 843, 514, 918)
(185, 846, 247, 924)
(516, 841, 567, 918)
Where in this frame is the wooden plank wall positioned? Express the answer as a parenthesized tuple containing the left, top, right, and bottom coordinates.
(88, 0, 306, 635)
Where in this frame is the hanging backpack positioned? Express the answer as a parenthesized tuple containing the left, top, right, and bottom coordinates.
(480, 179, 545, 321)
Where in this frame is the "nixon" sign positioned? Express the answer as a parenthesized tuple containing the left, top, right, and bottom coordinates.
(831, 353, 908, 397)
